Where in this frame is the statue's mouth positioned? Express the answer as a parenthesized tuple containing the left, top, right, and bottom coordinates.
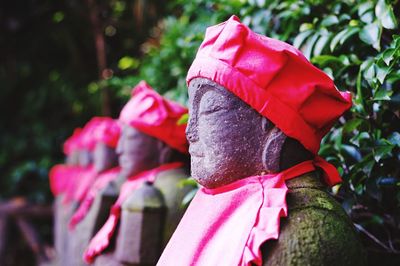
(189, 146, 204, 157)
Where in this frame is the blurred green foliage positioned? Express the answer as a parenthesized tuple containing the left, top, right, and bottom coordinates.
(0, 0, 163, 202)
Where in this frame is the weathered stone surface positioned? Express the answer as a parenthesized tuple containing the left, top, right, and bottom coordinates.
(115, 182, 166, 265)
(68, 143, 118, 266)
(70, 188, 118, 266)
(262, 172, 366, 266)
(153, 168, 190, 246)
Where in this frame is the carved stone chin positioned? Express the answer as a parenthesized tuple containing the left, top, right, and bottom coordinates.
(93, 142, 117, 173)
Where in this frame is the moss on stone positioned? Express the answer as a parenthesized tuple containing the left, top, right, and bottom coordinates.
(261, 171, 366, 266)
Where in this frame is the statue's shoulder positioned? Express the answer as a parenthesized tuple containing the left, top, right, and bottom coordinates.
(261, 172, 366, 266)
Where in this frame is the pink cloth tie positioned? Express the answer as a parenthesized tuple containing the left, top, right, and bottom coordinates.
(69, 167, 121, 230)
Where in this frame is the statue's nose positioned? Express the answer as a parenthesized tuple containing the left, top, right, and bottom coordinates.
(186, 118, 198, 143)
(116, 136, 124, 155)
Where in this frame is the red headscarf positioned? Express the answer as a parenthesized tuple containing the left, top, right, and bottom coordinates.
(187, 15, 352, 155)
(63, 128, 82, 155)
(119, 81, 188, 154)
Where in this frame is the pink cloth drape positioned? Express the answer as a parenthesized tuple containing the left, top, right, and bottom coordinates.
(157, 159, 339, 266)
(69, 167, 121, 230)
(84, 162, 183, 264)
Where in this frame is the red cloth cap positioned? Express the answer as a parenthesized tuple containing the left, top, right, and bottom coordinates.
(91, 117, 121, 148)
(187, 15, 352, 154)
(78, 117, 103, 151)
(63, 128, 82, 155)
(78, 117, 120, 151)
(119, 81, 188, 154)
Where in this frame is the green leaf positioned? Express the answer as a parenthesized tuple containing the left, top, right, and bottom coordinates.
(363, 63, 375, 81)
(321, 15, 339, 27)
(52, 12, 64, 23)
(330, 28, 358, 52)
(388, 132, 400, 147)
(376, 65, 390, 84)
(181, 188, 198, 208)
(358, 2, 374, 17)
(375, 0, 398, 29)
(177, 113, 189, 125)
(302, 33, 320, 59)
(381, 48, 396, 66)
(118, 56, 140, 70)
(299, 23, 314, 32)
(359, 22, 382, 50)
(313, 33, 331, 56)
(256, 0, 266, 8)
(312, 55, 342, 66)
(177, 177, 198, 188)
(293, 30, 313, 49)
(340, 27, 359, 45)
(350, 132, 370, 147)
(373, 88, 392, 101)
(373, 145, 394, 162)
(342, 144, 362, 162)
(343, 118, 363, 133)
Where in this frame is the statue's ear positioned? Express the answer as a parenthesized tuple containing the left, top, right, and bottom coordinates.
(279, 137, 313, 171)
(158, 141, 174, 164)
(262, 124, 287, 173)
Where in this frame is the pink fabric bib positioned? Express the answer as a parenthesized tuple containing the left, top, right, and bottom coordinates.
(72, 165, 97, 203)
(63, 166, 90, 205)
(157, 158, 339, 266)
(49, 164, 81, 196)
(84, 162, 184, 264)
(69, 167, 121, 230)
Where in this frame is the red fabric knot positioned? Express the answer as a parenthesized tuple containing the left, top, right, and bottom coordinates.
(313, 156, 342, 186)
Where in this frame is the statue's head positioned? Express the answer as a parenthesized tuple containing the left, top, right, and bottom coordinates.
(64, 128, 82, 166)
(117, 81, 189, 179)
(91, 117, 121, 172)
(187, 78, 312, 188)
(186, 16, 352, 189)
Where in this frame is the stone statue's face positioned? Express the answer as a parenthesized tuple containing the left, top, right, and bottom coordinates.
(187, 78, 270, 189)
(79, 149, 93, 167)
(66, 150, 80, 166)
(116, 125, 160, 179)
(93, 142, 118, 173)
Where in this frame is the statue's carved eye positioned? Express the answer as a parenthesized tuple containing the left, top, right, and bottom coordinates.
(199, 105, 224, 115)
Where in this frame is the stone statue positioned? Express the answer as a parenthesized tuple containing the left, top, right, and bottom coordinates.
(187, 78, 365, 265)
(82, 81, 190, 266)
(69, 139, 119, 266)
(53, 117, 119, 266)
(157, 16, 365, 266)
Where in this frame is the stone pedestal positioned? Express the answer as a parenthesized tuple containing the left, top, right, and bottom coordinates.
(69, 186, 119, 266)
(114, 182, 165, 265)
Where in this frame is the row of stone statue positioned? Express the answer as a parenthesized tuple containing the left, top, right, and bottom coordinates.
(50, 15, 366, 266)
